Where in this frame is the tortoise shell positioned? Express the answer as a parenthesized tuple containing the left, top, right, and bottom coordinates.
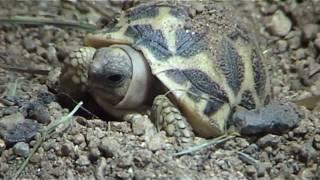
(78, 2, 271, 137)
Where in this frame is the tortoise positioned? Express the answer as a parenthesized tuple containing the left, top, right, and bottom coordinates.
(59, 2, 296, 142)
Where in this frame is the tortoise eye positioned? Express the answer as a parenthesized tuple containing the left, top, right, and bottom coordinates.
(107, 74, 124, 83)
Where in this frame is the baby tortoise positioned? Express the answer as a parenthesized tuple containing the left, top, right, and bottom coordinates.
(59, 2, 301, 142)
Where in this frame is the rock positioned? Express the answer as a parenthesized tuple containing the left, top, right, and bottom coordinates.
(288, 35, 302, 50)
(60, 141, 74, 156)
(27, 101, 51, 124)
(188, 8, 196, 18)
(76, 155, 90, 166)
(243, 144, 259, 155)
(23, 37, 36, 51)
(2, 118, 40, 145)
(274, 153, 286, 163)
(315, 36, 320, 51)
(49, 167, 64, 177)
(292, 49, 307, 60)
(95, 158, 107, 180)
(147, 132, 166, 152)
(98, 137, 121, 158)
(293, 120, 312, 136)
(30, 153, 42, 164)
(256, 163, 266, 177)
(192, 3, 205, 14)
(47, 45, 59, 64)
(298, 141, 317, 163)
(13, 142, 30, 157)
(118, 154, 133, 168)
(126, 114, 155, 136)
(230, 103, 302, 135)
(260, 4, 277, 15)
(302, 24, 319, 43)
(0, 138, 5, 154)
(276, 40, 288, 53)
(299, 167, 316, 180)
(313, 134, 320, 150)
(72, 134, 85, 145)
(235, 137, 250, 148)
(133, 149, 152, 168)
(88, 147, 101, 162)
(257, 134, 281, 148)
(267, 10, 292, 37)
(0, 112, 25, 135)
(36, 46, 47, 57)
(5, 33, 15, 43)
(245, 165, 256, 176)
(290, 1, 319, 27)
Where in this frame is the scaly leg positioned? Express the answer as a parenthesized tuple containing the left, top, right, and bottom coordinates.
(151, 95, 194, 144)
(59, 47, 96, 98)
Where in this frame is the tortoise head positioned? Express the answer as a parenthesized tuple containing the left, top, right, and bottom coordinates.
(88, 45, 153, 117)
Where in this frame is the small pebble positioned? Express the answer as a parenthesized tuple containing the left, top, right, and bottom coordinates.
(315, 37, 320, 51)
(47, 45, 58, 64)
(88, 147, 101, 162)
(129, 114, 155, 136)
(0, 139, 6, 154)
(245, 165, 256, 176)
(98, 137, 121, 158)
(118, 154, 133, 168)
(13, 142, 30, 157)
(5, 33, 15, 43)
(133, 149, 152, 168)
(276, 40, 288, 53)
(0, 112, 25, 132)
(257, 134, 281, 148)
(293, 121, 310, 135)
(147, 132, 165, 152)
(268, 10, 292, 37)
(30, 153, 42, 164)
(260, 4, 277, 15)
(72, 134, 85, 145)
(193, 3, 204, 14)
(243, 144, 259, 155)
(287, 31, 302, 50)
(299, 168, 316, 180)
(299, 141, 317, 163)
(60, 142, 74, 156)
(302, 24, 319, 42)
(76, 155, 90, 166)
(23, 37, 36, 51)
(313, 134, 320, 150)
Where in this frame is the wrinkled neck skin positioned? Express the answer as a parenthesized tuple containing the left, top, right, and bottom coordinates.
(90, 45, 155, 119)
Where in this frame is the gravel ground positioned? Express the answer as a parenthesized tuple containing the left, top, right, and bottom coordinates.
(0, 0, 319, 179)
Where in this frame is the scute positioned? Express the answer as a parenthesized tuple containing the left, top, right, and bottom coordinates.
(175, 28, 206, 57)
(251, 49, 267, 99)
(125, 24, 172, 60)
(239, 90, 256, 110)
(216, 36, 244, 96)
(165, 69, 188, 84)
(181, 69, 229, 105)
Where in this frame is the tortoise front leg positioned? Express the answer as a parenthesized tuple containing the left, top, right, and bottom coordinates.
(151, 95, 195, 144)
(59, 47, 96, 98)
